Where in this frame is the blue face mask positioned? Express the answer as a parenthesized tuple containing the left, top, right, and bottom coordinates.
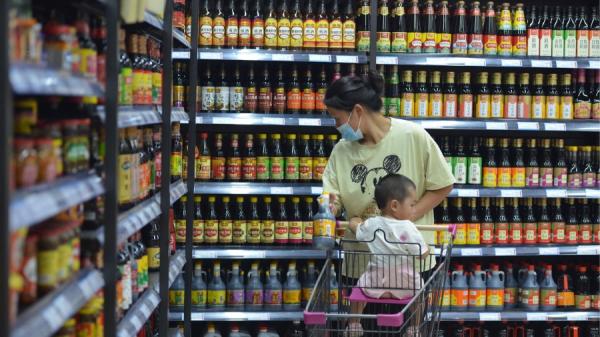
(337, 111, 363, 141)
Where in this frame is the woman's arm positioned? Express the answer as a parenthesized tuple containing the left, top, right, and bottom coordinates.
(347, 216, 364, 234)
(411, 185, 453, 222)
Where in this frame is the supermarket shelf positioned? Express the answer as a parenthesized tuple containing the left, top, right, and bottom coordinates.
(173, 48, 368, 64)
(12, 268, 104, 337)
(149, 250, 186, 292)
(169, 329, 184, 337)
(191, 247, 330, 259)
(376, 54, 600, 69)
(170, 106, 189, 123)
(116, 180, 187, 244)
(194, 182, 599, 199)
(169, 310, 304, 322)
(116, 288, 161, 337)
(435, 245, 600, 257)
(191, 113, 600, 133)
(143, 11, 190, 48)
(10, 171, 104, 231)
(96, 106, 189, 128)
(10, 62, 104, 96)
(439, 311, 600, 322)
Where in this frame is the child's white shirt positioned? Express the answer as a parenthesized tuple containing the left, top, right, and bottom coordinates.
(355, 215, 429, 259)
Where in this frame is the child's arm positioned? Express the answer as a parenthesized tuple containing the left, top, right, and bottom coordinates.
(348, 217, 364, 234)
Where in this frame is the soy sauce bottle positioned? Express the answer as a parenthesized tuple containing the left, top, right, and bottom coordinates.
(271, 134, 285, 181)
(285, 134, 300, 182)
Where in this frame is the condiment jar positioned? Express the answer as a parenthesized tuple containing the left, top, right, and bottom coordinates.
(36, 138, 58, 183)
(14, 138, 38, 188)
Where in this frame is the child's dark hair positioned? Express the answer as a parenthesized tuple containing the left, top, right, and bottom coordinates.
(374, 174, 417, 210)
(324, 70, 384, 112)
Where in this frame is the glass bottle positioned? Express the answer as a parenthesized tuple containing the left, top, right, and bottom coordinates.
(315, 0, 329, 50)
(476, 72, 491, 118)
(407, 0, 422, 53)
(551, 6, 564, 57)
(401, 70, 415, 117)
(437, 1, 451, 54)
(525, 139, 539, 188)
(242, 134, 257, 182)
(567, 146, 582, 189)
(532, 73, 546, 119)
(342, 0, 356, 51)
(497, 2, 512, 56)
(262, 197, 275, 244)
(290, 0, 304, 50)
(271, 134, 284, 181)
(211, 133, 226, 181)
(540, 139, 553, 188)
(415, 70, 429, 117)
(264, 0, 278, 49)
(468, 1, 483, 55)
(483, 1, 497, 55)
(239, 0, 252, 48)
(391, 0, 407, 53)
(304, 0, 317, 50)
(287, 65, 302, 114)
(213, 0, 226, 48)
(539, 6, 552, 56)
(275, 197, 289, 245)
(421, 0, 436, 53)
(256, 133, 270, 181)
(199, 0, 213, 47)
(564, 6, 578, 57)
(517, 73, 531, 118)
(258, 65, 272, 113)
(553, 139, 567, 188)
(329, 0, 343, 51)
(226, 134, 242, 181)
(302, 67, 316, 114)
(443, 72, 458, 117)
(546, 74, 560, 119)
(277, 0, 291, 50)
(512, 3, 527, 56)
(574, 69, 591, 119)
(285, 134, 299, 182)
(527, 5, 540, 56)
(429, 71, 443, 117)
(452, 1, 468, 54)
(458, 72, 473, 118)
(503, 73, 518, 118)
(226, 0, 239, 48)
(483, 138, 498, 188)
(299, 134, 313, 182)
(219, 196, 234, 244)
(511, 138, 525, 188)
(273, 65, 287, 114)
(245, 64, 258, 113)
(252, 0, 265, 48)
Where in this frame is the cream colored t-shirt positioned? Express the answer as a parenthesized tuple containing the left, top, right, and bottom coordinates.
(324, 118, 455, 274)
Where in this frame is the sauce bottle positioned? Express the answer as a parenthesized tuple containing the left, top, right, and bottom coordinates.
(579, 199, 593, 243)
(452, 1, 468, 54)
(192, 261, 207, 310)
(415, 71, 429, 117)
(245, 65, 258, 113)
(453, 198, 467, 245)
(467, 198, 480, 245)
(540, 265, 558, 311)
(537, 198, 551, 244)
(313, 135, 327, 182)
(497, 138, 511, 188)
(504, 263, 518, 309)
(490, 72, 503, 119)
(511, 138, 525, 187)
(342, 0, 356, 51)
(582, 146, 596, 187)
(468, 264, 487, 311)
(435, 1, 451, 54)
(227, 262, 245, 308)
(551, 6, 565, 57)
(299, 134, 313, 182)
(262, 197, 275, 245)
(512, 3, 527, 56)
(171, 124, 183, 182)
(519, 265, 540, 310)
(303, 0, 317, 50)
(264, 262, 283, 309)
(287, 65, 302, 114)
(554, 139, 568, 187)
(525, 139, 539, 187)
(504, 73, 518, 118)
(391, 0, 407, 53)
(546, 74, 560, 119)
(247, 197, 262, 244)
(517, 73, 531, 118)
(539, 6, 552, 57)
(592, 265, 600, 309)
(451, 265, 469, 311)
(303, 197, 314, 244)
(246, 262, 263, 310)
(219, 196, 233, 244)
(509, 198, 523, 244)
(522, 198, 537, 244)
(227, 134, 242, 181)
(233, 197, 247, 245)
(252, 0, 265, 49)
(527, 5, 540, 56)
(289, 0, 303, 50)
(226, 0, 239, 48)
(194, 196, 205, 244)
(497, 2, 512, 56)
(422, 0, 436, 53)
(590, 7, 600, 57)
(302, 67, 316, 114)
(377, 0, 392, 53)
(483, 2, 497, 55)
(208, 261, 226, 308)
(565, 198, 579, 244)
(205, 196, 219, 244)
(539, 139, 553, 188)
(256, 133, 270, 182)
(239, 0, 252, 48)
(315, 66, 328, 115)
(302, 261, 318, 305)
(495, 198, 509, 244)
(575, 69, 591, 119)
(443, 72, 458, 117)
(564, 7, 578, 57)
(275, 197, 289, 245)
(264, 0, 278, 49)
(468, 1, 483, 55)
(230, 65, 244, 113)
(429, 71, 443, 117)
(242, 134, 257, 181)
(271, 133, 284, 181)
(483, 138, 498, 188)
(259, 65, 273, 113)
(567, 146, 582, 188)
(213, 0, 226, 48)
(277, 0, 291, 50)
(273, 65, 287, 114)
(453, 137, 468, 185)
(551, 198, 566, 244)
(407, 0, 422, 53)
(313, 194, 336, 249)
(480, 198, 494, 244)
(486, 264, 505, 311)
(458, 72, 473, 118)
(437, 198, 453, 245)
(476, 72, 491, 119)
(401, 70, 415, 117)
(289, 197, 303, 245)
(201, 66, 216, 112)
(557, 264, 575, 309)
(560, 73, 574, 119)
(283, 262, 302, 311)
(575, 266, 591, 309)
(385, 65, 401, 116)
(315, 0, 329, 50)
(531, 73, 546, 119)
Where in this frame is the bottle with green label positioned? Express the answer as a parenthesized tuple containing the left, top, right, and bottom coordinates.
(285, 134, 299, 182)
(551, 6, 564, 57)
(256, 133, 271, 181)
(192, 261, 207, 310)
(452, 136, 467, 184)
(208, 261, 226, 309)
(385, 65, 401, 116)
(564, 6, 577, 57)
(169, 273, 185, 309)
(271, 133, 284, 181)
(468, 137, 482, 185)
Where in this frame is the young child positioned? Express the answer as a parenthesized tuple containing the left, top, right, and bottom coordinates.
(345, 174, 429, 336)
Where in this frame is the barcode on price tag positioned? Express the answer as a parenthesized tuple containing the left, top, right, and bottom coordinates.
(486, 122, 508, 130)
(308, 54, 332, 62)
(500, 189, 522, 198)
(544, 123, 566, 131)
(556, 60, 577, 68)
(457, 189, 480, 197)
(461, 248, 482, 256)
(200, 52, 223, 60)
(271, 53, 294, 61)
(270, 187, 293, 194)
(479, 313, 501, 321)
(538, 247, 560, 255)
(494, 248, 516, 256)
(531, 60, 552, 68)
(298, 118, 321, 126)
(517, 122, 539, 130)
(546, 189, 567, 198)
(501, 59, 522, 67)
(336, 55, 359, 63)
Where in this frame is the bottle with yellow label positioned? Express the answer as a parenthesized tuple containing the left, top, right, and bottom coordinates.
(233, 197, 247, 244)
(283, 262, 302, 310)
(316, 0, 330, 49)
(532, 73, 546, 119)
(415, 71, 429, 117)
(476, 72, 491, 118)
(560, 73, 574, 119)
(303, 0, 317, 50)
(504, 73, 518, 118)
(490, 72, 504, 118)
(213, 0, 226, 47)
(290, 0, 304, 50)
(498, 138, 512, 187)
(401, 70, 415, 117)
(247, 197, 262, 244)
(512, 138, 526, 187)
(483, 138, 498, 188)
(261, 197, 275, 244)
(444, 72, 458, 117)
(264, 0, 278, 49)
(546, 74, 560, 119)
(191, 261, 207, 310)
(429, 71, 443, 117)
(277, 0, 291, 50)
(518, 73, 531, 118)
(205, 196, 219, 244)
(169, 273, 185, 308)
(199, 0, 213, 47)
(313, 194, 336, 249)
(342, 0, 356, 51)
(207, 261, 226, 308)
(390, 0, 407, 53)
(219, 196, 234, 244)
(329, 0, 343, 51)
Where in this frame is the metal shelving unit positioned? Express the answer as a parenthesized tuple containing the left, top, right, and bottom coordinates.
(169, 311, 304, 322)
(143, 11, 190, 48)
(435, 245, 600, 257)
(439, 311, 600, 322)
(190, 247, 330, 260)
(173, 48, 369, 64)
(10, 62, 104, 96)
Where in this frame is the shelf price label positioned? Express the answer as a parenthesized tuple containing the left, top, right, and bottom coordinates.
(270, 187, 293, 194)
(538, 247, 560, 255)
(298, 118, 322, 126)
(199, 52, 223, 60)
(336, 55, 359, 63)
(494, 248, 516, 256)
(544, 122, 567, 131)
(479, 313, 501, 321)
(262, 117, 285, 125)
(577, 245, 600, 255)
(457, 189, 480, 197)
(311, 186, 323, 195)
(589, 61, 600, 69)
(486, 122, 508, 130)
(526, 313, 547, 321)
(271, 53, 295, 61)
(530, 60, 552, 68)
(501, 59, 522, 67)
(308, 54, 332, 62)
(377, 56, 397, 65)
(500, 189, 523, 198)
(556, 60, 577, 68)
(460, 248, 482, 256)
(517, 122, 540, 130)
(546, 189, 567, 198)
(585, 189, 600, 198)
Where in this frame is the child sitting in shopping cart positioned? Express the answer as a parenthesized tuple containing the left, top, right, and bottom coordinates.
(346, 173, 430, 336)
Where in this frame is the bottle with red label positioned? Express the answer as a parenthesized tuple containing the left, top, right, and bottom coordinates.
(242, 134, 257, 181)
(270, 134, 284, 182)
(302, 67, 316, 114)
(452, 1, 468, 54)
(422, 0, 436, 53)
(211, 133, 226, 181)
(259, 65, 273, 113)
(525, 139, 539, 187)
(478, 198, 493, 245)
(522, 198, 537, 244)
(219, 196, 234, 244)
(289, 197, 303, 245)
(508, 198, 523, 244)
(567, 146, 582, 189)
(582, 146, 596, 187)
(244, 65, 258, 113)
(495, 198, 509, 244)
(226, 134, 242, 181)
(512, 4, 527, 56)
(437, 1, 452, 54)
(511, 138, 525, 187)
(551, 198, 566, 244)
(575, 266, 591, 309)
(252, 0, 265, 48)
(565, 198, 579, 244)
(537, 198, 552, 244)
(497, 2, 512, 56)
(273, 65, 287, 114)
(285, 134, 299, 182)
(275, 197, 289, 245)
(406, 0, 422, 53)
(483, 1, 497, 55)
(444, 72, 458, 117)
(553, 139, 568, 187)
(238, 0, 252, 48)
(315, 66, 328, 115)
(458, 72, 473, 118)
(579, 199, 593, 244)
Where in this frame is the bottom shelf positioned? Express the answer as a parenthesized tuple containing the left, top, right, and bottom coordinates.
(169, 311, 304, 322)
(439, 310, 600, 321)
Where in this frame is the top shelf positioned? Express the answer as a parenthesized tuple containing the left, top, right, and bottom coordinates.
(141, 11, 190, 48)
(173, 49, 368, 64)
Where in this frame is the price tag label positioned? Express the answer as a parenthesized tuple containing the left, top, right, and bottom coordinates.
(577, 245, 600, 255)
(271, 53, 294, 61)
(531, 60, 552, 68)
(140, 301, 152, 318)
(567, 312, 588, 321)
(54, 295, 72, 319)
(298, 118, 322, 126)
(79, 278, 95, 298)
(586, 189, 600, 198)
(500, 189, 523, 198)
(336, 55, 359, 63)
(212, 117, 234, 124)
(130, 315, 143, 330)
(494, 247, 516, 256)
(199, 52, 223, 60)
(556, 60, 577, 68)
(544, 122, 566, 131)
(538, 247, 560, 255)
(461, 248, 482, 256)
(377, 56, 397, 65)
(501, 59, 522, 67)
(270, 187, 293, 195)
(486, 122, 508, 130)
(517, 122, 539, 130)
(311, 186, 323, 195)
(42, 305, 63, 331)
(589, 61, 600, 69)
(479, 313, 501, 321)
(526, 313, 548, 321)
(546, 189, 567, 198)
(308, 54, 332, 62)
(262, 117, 285, 125)
(457, 189, 480, 197)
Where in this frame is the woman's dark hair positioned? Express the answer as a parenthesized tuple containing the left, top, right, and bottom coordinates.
(324, 70, 384, 113)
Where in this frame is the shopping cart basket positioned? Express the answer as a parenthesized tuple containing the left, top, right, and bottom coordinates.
(304, 224, 455, 337)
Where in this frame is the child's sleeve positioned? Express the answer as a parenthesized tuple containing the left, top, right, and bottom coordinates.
(395, 221, 429, 256)
(355, 218, 373, 241)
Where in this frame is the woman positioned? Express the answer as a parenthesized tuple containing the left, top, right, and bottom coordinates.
(323, 70, 454, 277)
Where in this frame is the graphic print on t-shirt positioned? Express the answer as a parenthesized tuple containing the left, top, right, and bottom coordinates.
(350, 155, 401, 194)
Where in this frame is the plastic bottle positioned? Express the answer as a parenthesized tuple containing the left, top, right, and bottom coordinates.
(204, 324, 222, 337)
(227, 262, 245, 309)
(312, 194, 336, 249)
(169, 273, 185, 310)
(503, 263, 518, 309)
(519, 264, 540, 310)
(283, 261, 302, 311)
(302, 261, 318, 306)
(451, 264, 469, 311)
(257, 326, 279, 337)
(208, 261, 226, 309)
(539, 264, 558, 311)
(245, 262, 263, 311)
(486, 264, 504, 311)
(468, 264, 487, 311)
(329, 265, 339, 312)
(264, 261, 283, 310)
(441, 272, 452, 311)
(228, 325, 251, 337)
(191, 261, 207, 310)
(575, 265, 591, 309)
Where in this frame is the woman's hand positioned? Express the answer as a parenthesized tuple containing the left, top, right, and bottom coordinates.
(348, 216, 364, 234)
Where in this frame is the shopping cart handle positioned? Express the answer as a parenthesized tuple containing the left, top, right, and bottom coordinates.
(304, 311, 327, 325)
(377, 313, 404, 327)
(448, 224, 457, 237)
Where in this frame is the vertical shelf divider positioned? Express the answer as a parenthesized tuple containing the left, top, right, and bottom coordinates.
(368, 0, 378, 71)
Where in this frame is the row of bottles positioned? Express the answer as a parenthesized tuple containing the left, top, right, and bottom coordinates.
(439, 322, 599, 337)
(173, 62, 359, 114)
(184, 132, 337, 182)
(380, 67, 600, 119)
(372, 1, 600, 57)
(184, 0, 358, 51)
(436, 136, 600, 189)
(435, 198, 600, 246)
(443, 263, 599, 311)
(172, 195, 317, 245)
(169, 261, 338, 311)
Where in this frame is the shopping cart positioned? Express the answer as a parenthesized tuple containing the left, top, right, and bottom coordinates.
(304, 224, 455, 337)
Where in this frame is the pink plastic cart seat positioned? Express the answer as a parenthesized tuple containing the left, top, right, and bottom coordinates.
(347, 287, 413, 305)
